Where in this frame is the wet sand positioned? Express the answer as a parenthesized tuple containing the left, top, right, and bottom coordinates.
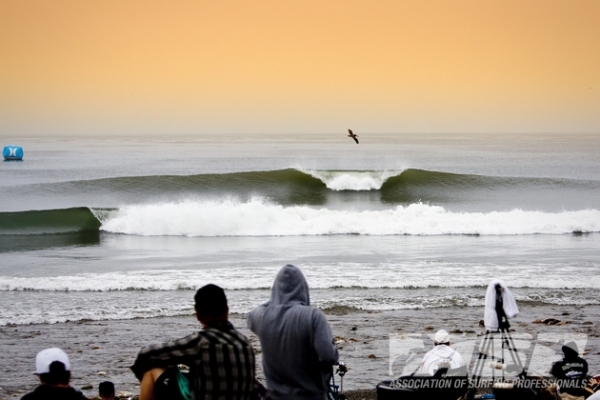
(1, 304, 598, 399)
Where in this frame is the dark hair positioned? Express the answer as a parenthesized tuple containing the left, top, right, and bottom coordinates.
(39, 361, 70, 385)
(194, 284, 228, 318)
(99, 381, 115, 396)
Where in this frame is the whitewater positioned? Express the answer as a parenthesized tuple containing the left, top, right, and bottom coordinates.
(97, 199, 600, 237)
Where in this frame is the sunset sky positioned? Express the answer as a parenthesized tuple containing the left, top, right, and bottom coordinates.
(1, 0, 599, 136)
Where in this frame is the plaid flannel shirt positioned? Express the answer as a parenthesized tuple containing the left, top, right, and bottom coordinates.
(131, 321, 255, 400)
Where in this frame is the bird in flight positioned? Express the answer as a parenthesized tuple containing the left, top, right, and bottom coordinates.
(347, 129, 359, 144)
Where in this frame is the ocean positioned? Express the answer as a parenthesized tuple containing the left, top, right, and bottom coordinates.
(1, 133, 599, 326)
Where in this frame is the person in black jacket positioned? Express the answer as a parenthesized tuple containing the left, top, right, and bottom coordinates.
(550, 341, 589, 397)
(21, 347, 87, 400)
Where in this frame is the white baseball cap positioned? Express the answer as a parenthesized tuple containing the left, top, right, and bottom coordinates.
(434, 329, 450, 344)
(35, 348, 70, 374)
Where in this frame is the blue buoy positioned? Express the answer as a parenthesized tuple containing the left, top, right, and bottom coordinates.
(3, 145, 24, 161)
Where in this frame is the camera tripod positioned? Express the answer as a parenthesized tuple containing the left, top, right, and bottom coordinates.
(329, 362, 348, 400)
(468, 285, 526, 398)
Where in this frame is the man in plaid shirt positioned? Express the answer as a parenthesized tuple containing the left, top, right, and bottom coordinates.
(131, 284, 256, 400)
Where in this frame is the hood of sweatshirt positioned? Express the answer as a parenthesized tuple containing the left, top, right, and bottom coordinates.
(268, 264, 310, 306)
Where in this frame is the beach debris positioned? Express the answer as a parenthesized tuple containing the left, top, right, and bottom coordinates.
(92, 346, 100, 350)
(543, 318, 559, 325)
(334, 336, 357, 345)
(425, 326, 434, 331)
(351, 326, 357, 331)
(535, 318, 564, 324)
(335, 336, 347, 344)
(533, 318, 560, 325)
(118, 391, 134, 399)
(562, 312, 570, 315)
(478, 320, 485, 327)
(583, 321, 594, 325)
(368, 354, 376, 359)
(97, 371, 106, 375)
(451, 329, 463, 334)
(81, 385, 93, 390)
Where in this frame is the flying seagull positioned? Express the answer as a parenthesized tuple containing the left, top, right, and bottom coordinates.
(347, 129, 359, 144)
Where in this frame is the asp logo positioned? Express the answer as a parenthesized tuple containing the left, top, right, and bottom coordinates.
(388, 332, 588, 378)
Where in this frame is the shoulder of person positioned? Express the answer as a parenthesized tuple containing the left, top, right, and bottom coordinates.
(20, 385, 47, 400)
(21, 386, 87, 400)
(20, 391, 35, 400)
(73, 388, 89, 399)
(309, 306, 331, 322)
(58, 386, 88, 400)
(247, 304, 267, 320)
(423, 347, 437, 356)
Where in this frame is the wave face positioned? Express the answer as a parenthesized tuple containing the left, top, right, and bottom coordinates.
(0, 207, 102, 235)
(6, 168, 599, 210)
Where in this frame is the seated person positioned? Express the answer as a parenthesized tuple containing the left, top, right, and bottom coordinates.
(418, 330, 465, 376)
(131, 284, 256, 400)
(551, 341, 588, 397)
(21, 347, 88, 400)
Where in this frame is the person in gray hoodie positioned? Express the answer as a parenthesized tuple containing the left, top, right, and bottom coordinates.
(247, 264, 339, 400)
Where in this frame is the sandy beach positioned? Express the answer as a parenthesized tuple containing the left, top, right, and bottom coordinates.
(1, 303, 598, 399)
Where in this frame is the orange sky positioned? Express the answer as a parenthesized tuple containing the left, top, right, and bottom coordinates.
(1, 0, 599, 136)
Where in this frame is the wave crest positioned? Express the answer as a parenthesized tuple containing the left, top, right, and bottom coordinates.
(301, 169, 404, 191)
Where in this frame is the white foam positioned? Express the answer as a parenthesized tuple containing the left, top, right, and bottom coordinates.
(2, 281, 599, 326)
(2, 261, 599, 292)
(301, 169, 403, 191)
(2, 261, 600, 325)
(98, 199, 600, 237)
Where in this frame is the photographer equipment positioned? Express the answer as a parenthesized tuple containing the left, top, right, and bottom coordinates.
(329, 362, 348, 400)
(467, 283, 527, 400)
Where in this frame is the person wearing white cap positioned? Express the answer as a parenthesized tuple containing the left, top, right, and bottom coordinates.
(21, 347, 87, 400)
(418, 330, 465, 376)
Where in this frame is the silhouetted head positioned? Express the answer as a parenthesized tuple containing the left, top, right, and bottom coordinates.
(194, 284, 229, 325)
(99, 381, 115, 399)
